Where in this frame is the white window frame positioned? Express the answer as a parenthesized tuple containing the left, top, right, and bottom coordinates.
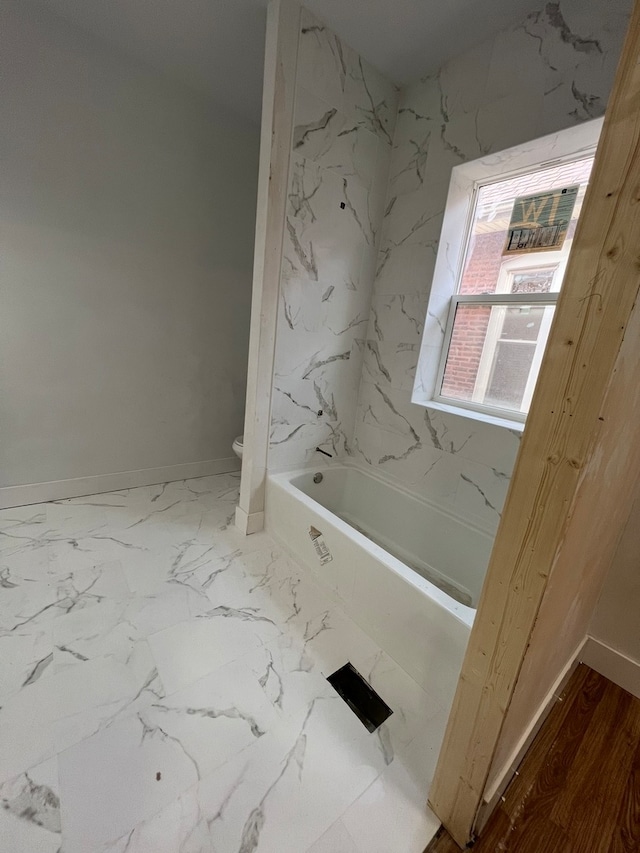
(411, 118, 603, 431)
(436, 248, 571, 422)
(435, 292, 557, 424)
(472, 252, 568, 411)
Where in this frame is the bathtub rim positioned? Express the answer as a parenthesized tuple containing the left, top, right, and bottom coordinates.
(269, 457, 498, 536)
(267, 462, 484, 628)
(271, 457, 496, 538)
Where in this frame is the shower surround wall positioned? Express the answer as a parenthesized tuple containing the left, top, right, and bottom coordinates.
(268, 9, 398, 471)
(350, 0, 630, 531)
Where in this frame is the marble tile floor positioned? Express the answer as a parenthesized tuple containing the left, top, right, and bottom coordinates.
(0, 473, 445, 852)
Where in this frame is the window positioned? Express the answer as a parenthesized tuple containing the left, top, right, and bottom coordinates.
(437, 159, 593, 421)
(413, 121, 602, 428)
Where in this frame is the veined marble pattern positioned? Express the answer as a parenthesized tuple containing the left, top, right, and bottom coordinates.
(350, 0, 629, 529)
(0, 474, 443, 852)
(269, 8, 398, 471)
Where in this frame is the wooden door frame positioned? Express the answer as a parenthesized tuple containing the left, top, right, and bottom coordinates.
(428, 2, 640, 845)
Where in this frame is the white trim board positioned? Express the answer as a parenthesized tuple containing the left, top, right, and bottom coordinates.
(237, 0, 300, 534)
(235, 506, 265, 535)
(581, 636, 640, 700)
(0, 457, 240, 509)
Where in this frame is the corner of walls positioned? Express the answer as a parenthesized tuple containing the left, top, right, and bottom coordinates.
(581, 638, 640, 701)
(350, 0, 631, 531)
(584, 484, 640, 698)
(0, 458, 240, 510)
(266, 6, 399, 473)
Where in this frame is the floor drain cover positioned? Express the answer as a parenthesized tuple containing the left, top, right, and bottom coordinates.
(327, 662, 393, 732)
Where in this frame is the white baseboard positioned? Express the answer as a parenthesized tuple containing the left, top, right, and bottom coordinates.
(235, 506, 265, 535)
(0, 457, 241, 509)
(477, 636, 587, 831)
(581, 636, 640, 700)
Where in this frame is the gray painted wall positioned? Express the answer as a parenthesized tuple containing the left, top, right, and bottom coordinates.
(590, 490, 640, 666)
(1, 3, 259, 488)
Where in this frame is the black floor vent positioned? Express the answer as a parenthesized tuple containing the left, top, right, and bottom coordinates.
(327, 662, 393, 732)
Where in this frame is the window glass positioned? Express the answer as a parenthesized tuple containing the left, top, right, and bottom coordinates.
(435, 154, 594, 419)
(510, 268, 555, 294)
(441, 303, 556, 415)
(458, 157, 594, 296)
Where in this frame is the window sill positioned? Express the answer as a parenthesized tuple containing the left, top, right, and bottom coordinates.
(414, 397, 526, 432)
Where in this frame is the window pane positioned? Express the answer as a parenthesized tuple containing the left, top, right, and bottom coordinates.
(440, 302, 555, 414)
(510, 268, 555, 294)
(485, 341, 536, 409)
(501, 304, 543, 341)
(458, 157, 594, 296)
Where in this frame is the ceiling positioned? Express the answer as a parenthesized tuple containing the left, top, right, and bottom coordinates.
(34, 0, 545, 124)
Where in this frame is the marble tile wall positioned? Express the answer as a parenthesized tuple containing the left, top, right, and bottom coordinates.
(351, 0, 631, 531)
(268, 8, 399, 471)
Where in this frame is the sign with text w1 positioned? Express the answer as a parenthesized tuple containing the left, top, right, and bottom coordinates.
(503, 185, 579, 255)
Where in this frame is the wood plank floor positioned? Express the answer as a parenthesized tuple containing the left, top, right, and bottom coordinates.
(426, 665, 640, 852)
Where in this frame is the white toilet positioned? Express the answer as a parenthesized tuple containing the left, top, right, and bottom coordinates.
(232, 435, 244, 459)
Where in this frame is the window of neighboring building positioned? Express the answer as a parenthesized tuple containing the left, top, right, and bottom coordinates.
(413, 121, 601, 429)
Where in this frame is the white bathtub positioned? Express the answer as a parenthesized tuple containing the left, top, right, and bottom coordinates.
(265, 464, 494, 701)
